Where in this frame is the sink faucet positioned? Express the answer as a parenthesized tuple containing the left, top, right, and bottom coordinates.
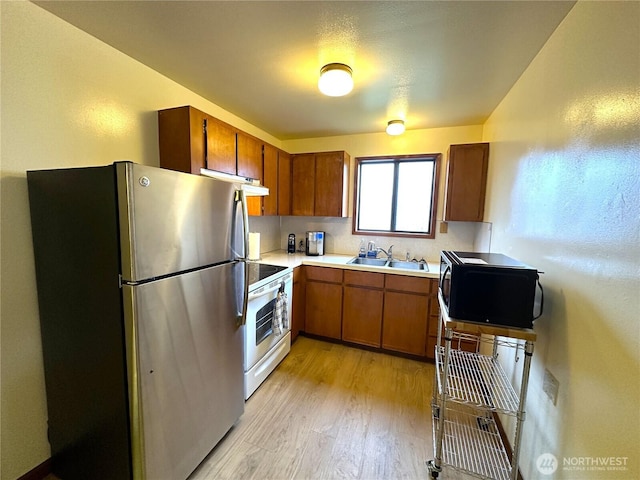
(377, 245, 394, 261)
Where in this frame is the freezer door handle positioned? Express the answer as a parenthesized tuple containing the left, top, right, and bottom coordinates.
(232, 189, 249, 262)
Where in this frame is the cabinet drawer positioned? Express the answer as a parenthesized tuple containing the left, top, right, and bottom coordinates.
(385, 274, 431, 294)
(305, 266, 343, 283)
(344, 270, 384, 288)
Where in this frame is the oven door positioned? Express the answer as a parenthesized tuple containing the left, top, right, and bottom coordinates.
(244, 279, 290, 371)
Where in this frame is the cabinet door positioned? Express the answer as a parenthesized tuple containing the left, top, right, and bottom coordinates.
(305, 281, 342, 339)
(291, 266, 305, 341)
(237, 133, 263, 216)
(278, 150, 292, 216)
(158, 106, 206, 174)
(444, 143, 489, 222)
(262, 144, 278, 216)
(315, 151, 349, 217)
(292, 154, 315, 216)
(205, 116, 237, 175)
(237, 133, 262, 181)
(382, 291, 429, 356)
(342, 286, 383, 347)
(427, 279, 439, 359)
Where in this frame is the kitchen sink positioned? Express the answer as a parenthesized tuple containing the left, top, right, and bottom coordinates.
(387, 260, 429, 271)
(347, 257, 429, 271)
(347, 257, 388, 266)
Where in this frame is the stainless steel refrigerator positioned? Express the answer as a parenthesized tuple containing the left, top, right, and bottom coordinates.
(27, 162, 248, 480)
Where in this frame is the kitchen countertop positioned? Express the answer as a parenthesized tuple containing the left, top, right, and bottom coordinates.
(259, 250, 439, 279)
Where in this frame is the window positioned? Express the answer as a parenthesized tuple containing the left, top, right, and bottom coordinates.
(353, 154, 441, 238)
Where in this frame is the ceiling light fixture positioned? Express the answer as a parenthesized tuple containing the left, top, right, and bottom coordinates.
(318, 63, 353, 97)
(386, 120, 405, 135)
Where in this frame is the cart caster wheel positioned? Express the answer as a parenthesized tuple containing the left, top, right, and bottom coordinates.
(426, 460, 441, 478)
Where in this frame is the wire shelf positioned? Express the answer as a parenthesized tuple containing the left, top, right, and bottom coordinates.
(435, 347, 520, 415)
(432, 404, 511, 480)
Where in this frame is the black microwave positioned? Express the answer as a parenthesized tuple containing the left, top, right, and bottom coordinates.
(439, 251, 543, 328)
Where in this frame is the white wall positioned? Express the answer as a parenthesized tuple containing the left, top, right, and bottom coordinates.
(7, 1, 636, 479)
(482, 1, 640, 478)
(281, 127, 487, 260)
(0, 3, 279, 478)
(0, 3, 480, 477)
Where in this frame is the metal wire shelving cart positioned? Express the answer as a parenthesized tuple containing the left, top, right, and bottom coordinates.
(427, 293, 536, 480)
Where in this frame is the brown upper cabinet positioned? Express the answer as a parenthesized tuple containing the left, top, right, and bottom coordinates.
(236, 132, 262, 180)
(291, 151, 350, 217)
(262, 144, 292, 216)
(159, 105, 238, 175)
(443, 143, 490, 222)
(158, 105, 291, 216)
(158, 105, 207, 174)
(205, 115, 237, 175)
(262, 143, 279, 216)
(277, 150, 292, 216)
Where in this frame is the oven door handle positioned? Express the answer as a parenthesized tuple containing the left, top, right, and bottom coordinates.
(248, 283, 282, 301)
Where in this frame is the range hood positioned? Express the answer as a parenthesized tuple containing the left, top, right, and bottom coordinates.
(200, 168, 269, 196)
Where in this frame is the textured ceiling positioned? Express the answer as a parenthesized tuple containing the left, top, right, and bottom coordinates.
(33, 1, 576, 140)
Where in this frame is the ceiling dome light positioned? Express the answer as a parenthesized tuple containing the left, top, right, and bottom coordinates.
(386, 119, 405, 135)
(318, 63, 353, 97)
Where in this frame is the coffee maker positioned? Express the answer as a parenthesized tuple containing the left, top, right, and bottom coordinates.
(305, 231, 325, 256)
(287, 234, 296, 254)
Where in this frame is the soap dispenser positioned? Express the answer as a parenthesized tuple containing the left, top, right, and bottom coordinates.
(358, 239, 366, 257)
(366, 241, 377, 258)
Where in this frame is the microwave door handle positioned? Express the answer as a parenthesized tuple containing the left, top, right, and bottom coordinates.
(439, 265, 451, 306)
(533, 277, 544, 320)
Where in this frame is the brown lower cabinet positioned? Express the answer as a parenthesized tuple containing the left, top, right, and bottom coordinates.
(382, 274, 431, 357)
(342, 271, 385, 347)
(382, 291, 429, 357)
(300, 266, 439, 359)
(291, 266, 305, 341)
(304, 267, 343, 340)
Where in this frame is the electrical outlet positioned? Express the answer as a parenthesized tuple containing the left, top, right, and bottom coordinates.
(543, 369, 559, 405)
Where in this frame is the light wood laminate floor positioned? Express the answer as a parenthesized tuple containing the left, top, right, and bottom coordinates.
(45, 336, 475, 480)
(190, 336, 436, 480)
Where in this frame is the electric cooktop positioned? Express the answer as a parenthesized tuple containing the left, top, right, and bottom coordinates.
(247, 263, 287, 289)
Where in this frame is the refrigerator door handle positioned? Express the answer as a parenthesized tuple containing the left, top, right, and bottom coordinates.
(233, 189, 249, 325)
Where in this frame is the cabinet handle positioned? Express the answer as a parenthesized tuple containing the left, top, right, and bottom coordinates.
(203, 118, 208, 166)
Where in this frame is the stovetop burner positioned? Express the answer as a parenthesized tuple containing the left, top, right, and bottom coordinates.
(247, 263, 287, 288)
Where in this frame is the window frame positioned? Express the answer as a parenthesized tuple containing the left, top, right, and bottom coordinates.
(352, 153, 441, 239)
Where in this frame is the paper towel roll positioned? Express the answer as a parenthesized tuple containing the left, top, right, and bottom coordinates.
(248, 232, 260, 260)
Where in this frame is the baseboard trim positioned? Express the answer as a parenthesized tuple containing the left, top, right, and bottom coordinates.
(17, 458, 52, 480)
